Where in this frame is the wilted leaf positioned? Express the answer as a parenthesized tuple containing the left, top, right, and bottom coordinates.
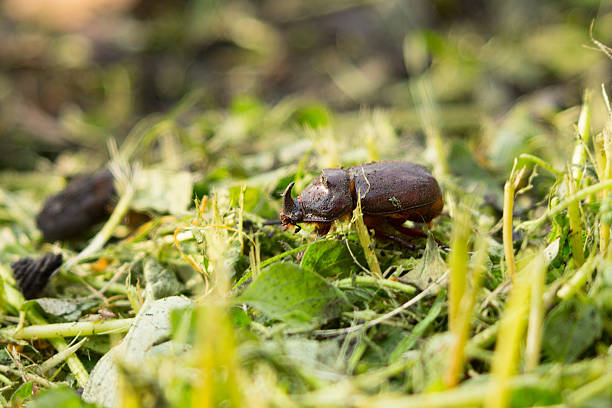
(143, 258, 183, 299)
(132, 169, 193, 216)
(301, 239, 365, 278)
(82, 296, 192, 408)
(32, 297, 97, 322)
(542, 299, 603, 363)
(412, 333, 453, 392)
(239, 263, 349, 330)
(401, 235, 446, 290)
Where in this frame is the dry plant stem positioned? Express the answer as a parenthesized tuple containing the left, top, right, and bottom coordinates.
(353, 196, 382, 278)
(7, 318, 134, 339)
(445, 224, 488, 387)
(484, 262, 532, 408)
(524, 254, 546, 371)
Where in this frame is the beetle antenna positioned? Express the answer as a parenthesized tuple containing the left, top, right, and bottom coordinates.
(262, 220, 282, 225)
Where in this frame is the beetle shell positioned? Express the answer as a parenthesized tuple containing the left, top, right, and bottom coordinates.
(349, 162, 442, 222)
(280, 161, 443, 230)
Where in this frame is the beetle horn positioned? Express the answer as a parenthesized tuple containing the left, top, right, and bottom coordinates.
(282, 182, 299, 215)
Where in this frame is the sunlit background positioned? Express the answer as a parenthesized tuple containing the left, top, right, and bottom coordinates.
(1, 0, 611, 172)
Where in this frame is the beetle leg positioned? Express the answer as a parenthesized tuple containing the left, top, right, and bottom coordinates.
(389, 219, 450, 250)
(315, 222, 331, 236)
(388, 220, 427, 238)
(362, 216, 420, 250)
(371, 229, 419, 250)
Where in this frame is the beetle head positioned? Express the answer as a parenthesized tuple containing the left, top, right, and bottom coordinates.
(279, 182, 304, 229)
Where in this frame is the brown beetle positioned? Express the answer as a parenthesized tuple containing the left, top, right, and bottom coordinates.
(280, 161, 443, 246)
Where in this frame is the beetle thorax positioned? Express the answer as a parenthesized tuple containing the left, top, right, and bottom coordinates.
(299, 168, 353, 222)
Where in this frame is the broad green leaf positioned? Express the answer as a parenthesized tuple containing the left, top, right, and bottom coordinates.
(239, 263, 349, 330)
(10, 382, 33, 404)
(31, 385, 98, 408)
(542, 299, 603, 363)
(132, 169, 193, 216)
(301, 239, 365, 278)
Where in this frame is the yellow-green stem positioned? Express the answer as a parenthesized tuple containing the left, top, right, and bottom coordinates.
(7, 318, 134, 339)
(26, 309, 89, 388)
(447, 204, 470, 337)
(353, 197, 382, 278)
(520, 178, 612, 233)
(566, 176, 585, 267)
(484, 261, 532, 408)
(445, 223, 488, 387)
(502, 163, 523, 278)
(524, 254, 546, 371)
(557, 255, 598, 299)
(335, 276, 416, 295)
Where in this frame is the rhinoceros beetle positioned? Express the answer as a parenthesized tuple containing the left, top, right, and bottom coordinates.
(279, 161, 443, 246)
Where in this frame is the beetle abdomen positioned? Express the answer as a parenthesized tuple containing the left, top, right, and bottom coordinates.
(348, 161, 442, 220)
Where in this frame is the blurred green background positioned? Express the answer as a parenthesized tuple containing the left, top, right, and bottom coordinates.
(0, 0, 611, 174)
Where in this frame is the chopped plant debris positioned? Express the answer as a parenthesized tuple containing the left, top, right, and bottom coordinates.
(11, 253, 63, 299)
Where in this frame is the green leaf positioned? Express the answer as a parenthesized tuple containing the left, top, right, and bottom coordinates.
(10, 382, 33, 404)
(292, 104, 331, 128)
(132, 169, 193, 216)
(508, 385, 562, 407)
(228, 186, 277, 218)
(542, 298, 603, 363)
(31, 385, 98, 408)
(239, 263, 350, 330)
(301, 239, 365, 278)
